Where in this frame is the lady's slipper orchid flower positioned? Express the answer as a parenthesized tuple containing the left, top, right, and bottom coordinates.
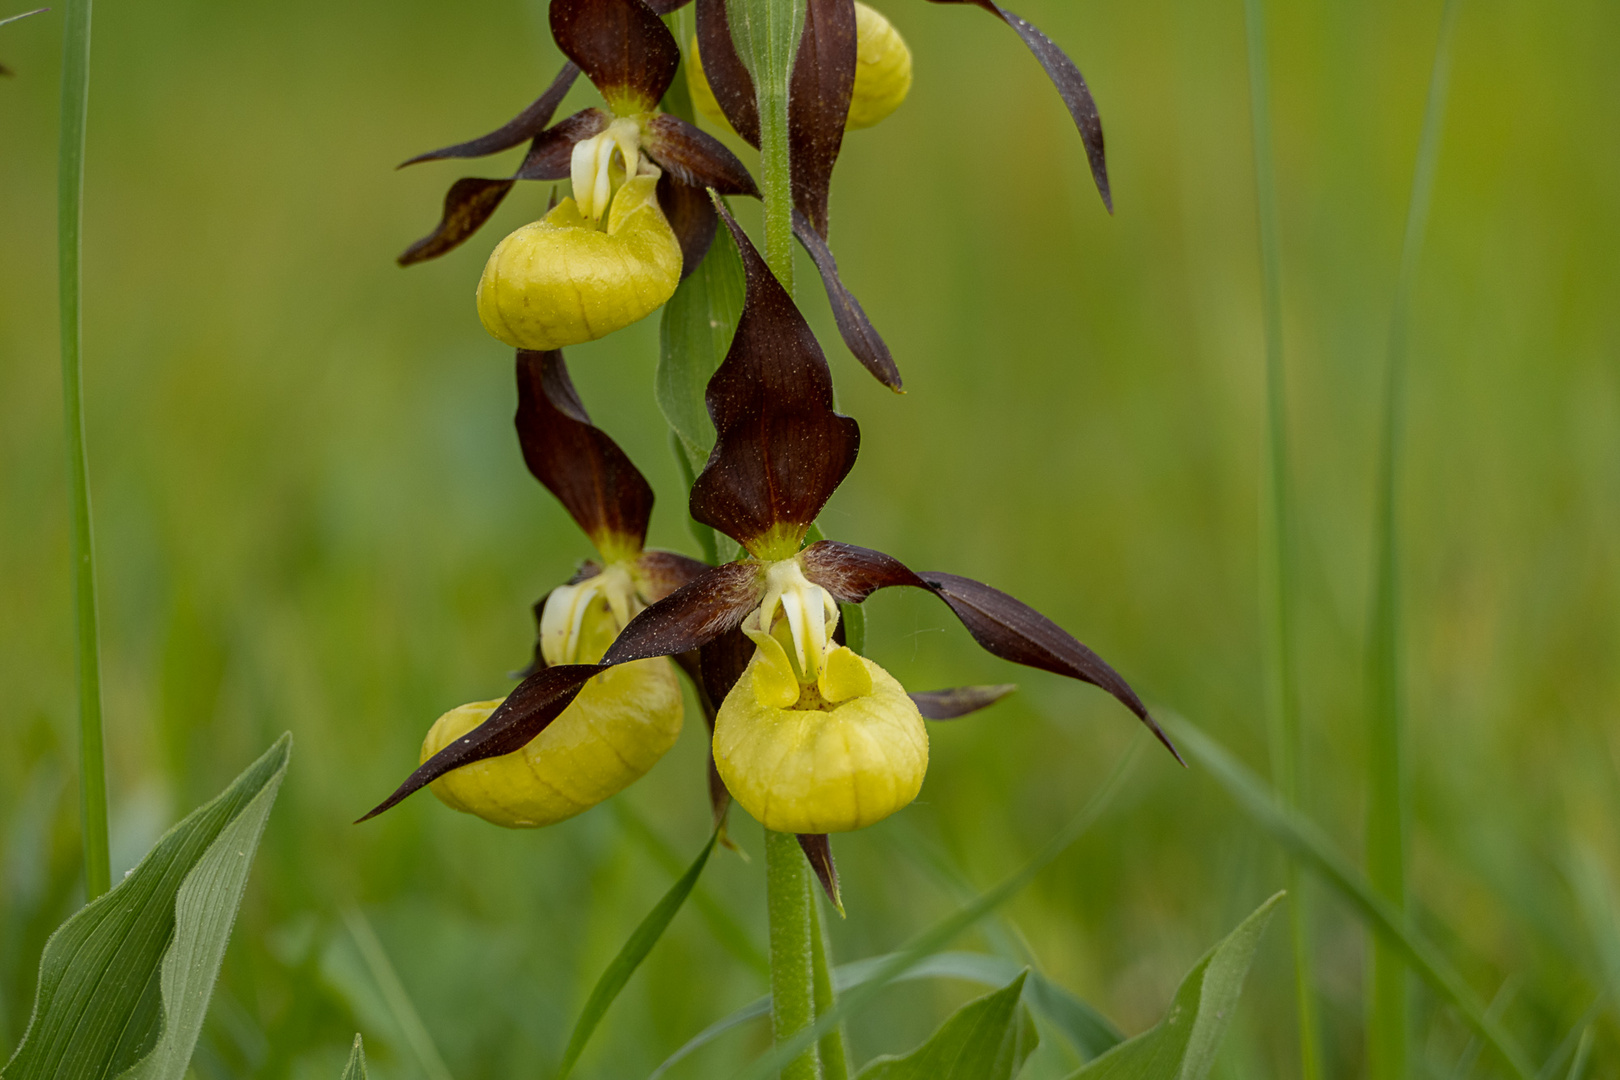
(419, 349, 713, 827)
(396, 0, 758, 341)
(365, 199, 1179, 901)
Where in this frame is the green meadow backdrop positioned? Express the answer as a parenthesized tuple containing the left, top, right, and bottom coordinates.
(1, 0, 1616, 1076)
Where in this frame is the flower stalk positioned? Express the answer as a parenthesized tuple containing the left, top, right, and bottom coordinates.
(725, 0, 804, 287)
(765, 828, 820, 1080)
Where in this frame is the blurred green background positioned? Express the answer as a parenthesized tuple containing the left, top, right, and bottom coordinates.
(2, 0, 1617, 1076)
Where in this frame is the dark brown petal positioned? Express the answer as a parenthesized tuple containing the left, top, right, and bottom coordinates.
(635, 548, 715, 602)
(516, 350, 655, 553)
(642, 113, 760, 196)
(399, 61, 582, 167)
(397, 177, 515, 266)
(910, 684, 1018, 720)
(698, 625, 754, 710)
(788, 0, 857, 237)
(799, 541, 1178, 760)
(926, 0, 1111, 211)
(646, 0, 694, 11)
(359, 562, 764, 821)
(551, 0, 680, 114)
(671, 648, 734, 834)
(693, 0, 761, 144)
(514, 108, 612, 181)
(658, 175, 719, 280)
(793, 210, 902, 391)
(798, 833, 843, 914)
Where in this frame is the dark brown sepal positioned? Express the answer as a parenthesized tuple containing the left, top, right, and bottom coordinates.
(658, 175, 719, 280)
(643, 114, 760, 196)
(910, 684, 1018, 720)
(689, 198, 861, 552)
(551, 0, 680, 114)
(793, 210, 902, 391)
(646, 0, 695, 12)
(926, 0, 1110, 211)
(788, 0, 857, 237)
(698, 625, 754, 709)
(693, 0, 761, 144)
(358, 561, 765, 822)
(636, 549, 716, 602)
(397, 177, 515, 266)
(516, 350, 655, 554)
(514, 108, 612, 181)
(400, 62, 582, 167)
(799, 541, 1178, 761)
(798, 834, 844, 915)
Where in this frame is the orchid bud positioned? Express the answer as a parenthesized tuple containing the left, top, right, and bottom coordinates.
(476, 171, 682, 352)
(421, 656, 683, 829)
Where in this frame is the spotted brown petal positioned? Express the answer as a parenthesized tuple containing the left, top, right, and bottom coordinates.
(788, 0, 857, 237)
(910, 684, 1018, 720)
(397, 177, 516, 266)
(797, 833, 843, 914)
(399, 61, 582, 167)
(689, 198, 861, 554)
(642, 113, 760, 196)
(551, 0, 680, 114)
(926, 0, 1111, 211)
(693, 0, 761, 144)
(658, 174, 720, 280)
(514, 108, 612, 181)
(516, 350, 655, 554)
(359, 561, 765, 821)
(793, 210, 901, 391)
(798, 541, 1178, 760)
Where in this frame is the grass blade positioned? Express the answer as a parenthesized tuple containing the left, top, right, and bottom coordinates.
(1163, 714, 1535, 1079)
(340, 1035, 368, 1080)
(343, 907, 454, 1080)
(556, 830, 720, 1080)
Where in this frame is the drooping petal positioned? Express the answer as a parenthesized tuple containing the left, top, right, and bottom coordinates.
(925, 0, 1111, 210)
(788, 0, 858, 237)
(397, 177, 517, 266)
(516, 350, 655, 557)
(551, 0, 681, 115)
(688, 198, 861, 557)
(399, 61, 582, 167)
(693, 0, 761, 144)
(909, 684, 1018, 720)
(513, 108, 612, 180)
(642, 113, 760, 196)
(360, 561, 765, 822)
(798, 540, 1179, 760)
(797, 833, 844, 913)
(793, 210, 901, 390)
(657, 174, 719, 280)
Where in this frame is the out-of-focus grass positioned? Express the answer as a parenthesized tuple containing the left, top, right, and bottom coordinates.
(1, 0, 1617, 1077)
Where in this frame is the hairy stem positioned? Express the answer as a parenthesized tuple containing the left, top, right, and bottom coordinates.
(59, 0, 110, 901)
(808, 896, 849, 1080)
(726, 0, 805, 288)
(765, 829, 820, 1080)
(1241, 0, 1319, 1075)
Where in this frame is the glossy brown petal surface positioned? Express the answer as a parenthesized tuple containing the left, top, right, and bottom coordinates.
(658, 175, 719, 280)
(910, 684, 1018, 720)
(397, 177, 515, 266)
(516, 350, 654, 553)
(927, 0, 1111, 211)
(360, 561, 764, 821)
(793, 210, 901, 390)
(643, 114, 760, 196)
(514, 108, 611, 181)
(693, 0, 761, 143)
(788, 0, 857, 237)
(635, 549, 715, 602)
(552, 0, 680, 113)
(400, 62, 582, 167)
(798, 833, 843, 913)
(689, 200, 861, 554)
(799, 541, 1178, 759)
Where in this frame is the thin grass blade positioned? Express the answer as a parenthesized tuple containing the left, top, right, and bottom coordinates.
(343, 907, 455, 1080)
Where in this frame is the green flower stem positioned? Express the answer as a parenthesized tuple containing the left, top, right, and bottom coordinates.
(726, 0, 805, 289)
(1241, 1, 1319, 1075)
(765, 828, 820, 1080)
(58, 0, 110, 902)
(808, 896, 849, 1080)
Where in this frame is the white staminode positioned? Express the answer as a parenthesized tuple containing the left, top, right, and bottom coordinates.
(747, 559, 841, 684)
(570, 118, 649, 223)
(540, 562, 637, 666)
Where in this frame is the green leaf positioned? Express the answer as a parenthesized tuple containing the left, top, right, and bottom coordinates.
(342, 907, 454, 1080)
(856, 971, 1037, 1080)
(556, 830, 720, 1080)
(657, 223, 745, 467)
(2, 734, 292, 1080)
(340, 1035, 367, 1080)
(1068, 892, 1283, 1080)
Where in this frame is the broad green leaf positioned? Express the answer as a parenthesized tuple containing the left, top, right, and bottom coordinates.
(1068, 892, 1283, 1080)
(856, 971, 1036, 1080)
(1162, 715, 1536, 1080)
(340, 1035, 367, 1080)
(557, 830, 720, 1080)
(657, 225, 745, 467)
(2, 734, 291, 1080)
